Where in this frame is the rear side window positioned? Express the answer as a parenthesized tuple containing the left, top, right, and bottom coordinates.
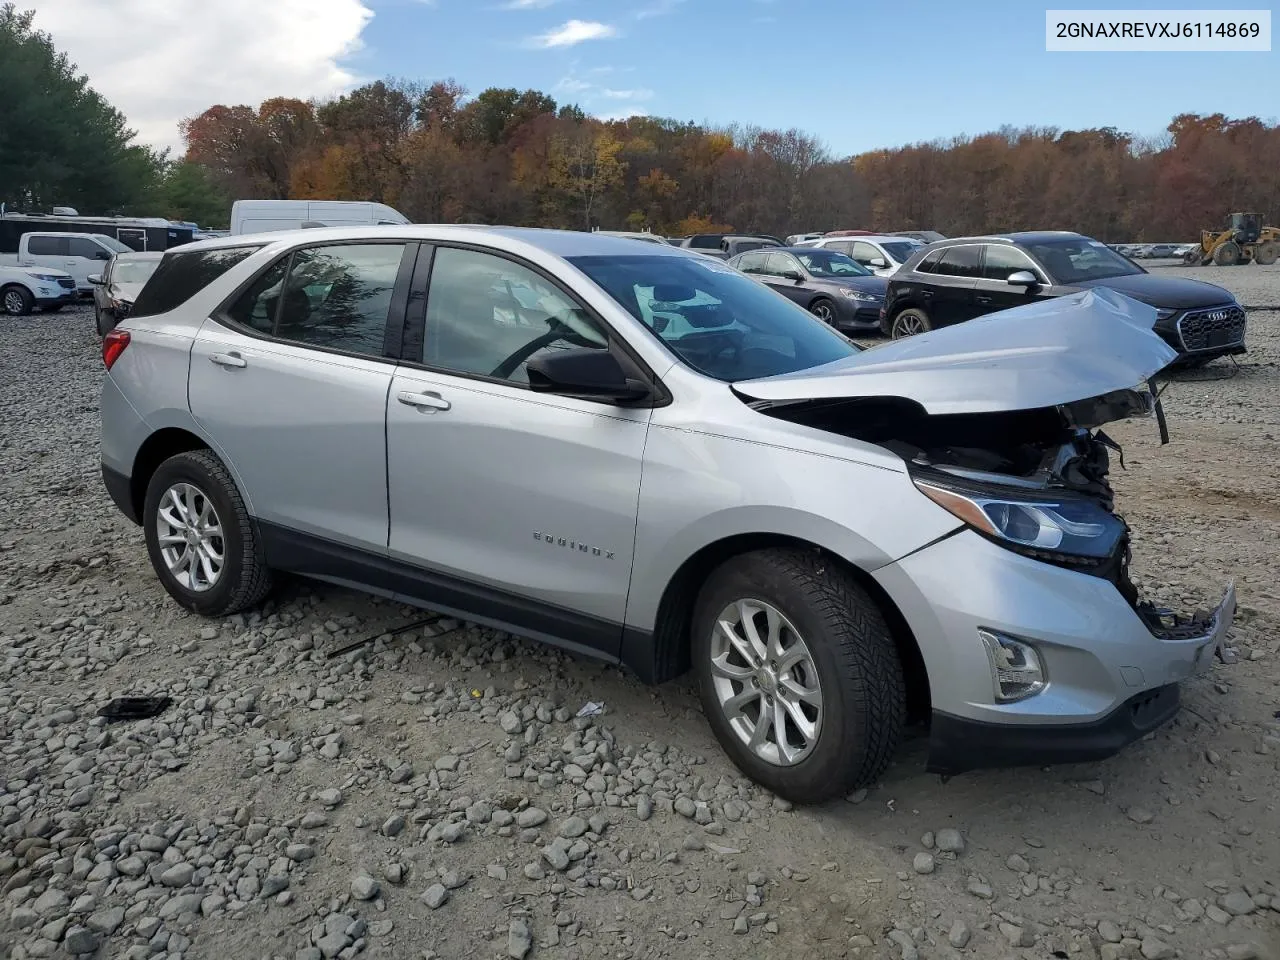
(68, 237, 110, 260)
(934, 245, 982, 278)
(130, 246, 259, 319)
(915, 250, 945, 274)
(27, 235, 65, 256)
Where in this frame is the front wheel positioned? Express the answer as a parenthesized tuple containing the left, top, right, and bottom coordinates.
(2, 285, 34, 316)
(1213, 241, 1241, 266)
(890, 307, 932, 339)
(808, 298, 836, 325)
(143, 449, 273, 617)
(692, 549, 905, 803)
(95, 307, 113, 337)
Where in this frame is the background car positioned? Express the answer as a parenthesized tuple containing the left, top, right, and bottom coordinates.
(803, 234, 926, 276)
(89, 251, 163, 335)
(728, 246, 887, 332)
(889, 230, 947, 243)
(881, 231, 1245, 364)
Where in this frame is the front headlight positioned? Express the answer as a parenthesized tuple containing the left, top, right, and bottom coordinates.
(838, 288, 879, 303)
(1155, 307, 1177, 321)
(914, 475, 1125, 559)
(28, 273, 62, 282)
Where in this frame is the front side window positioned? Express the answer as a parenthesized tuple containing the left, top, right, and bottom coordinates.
(225, 243, 404, 356)
(765, 253, 802, 278)
(68, 237, 111, 260)
(27, 235, 64, 257)
(981, 245, 1042, 282)
(131, 246, 260, 319)
(569, 254, 859, 382)
(424, 247, 608, 385)
(795, 250, 871, 278)
(934, 245, 983, 278)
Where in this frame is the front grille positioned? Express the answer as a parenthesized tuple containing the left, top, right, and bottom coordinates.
(1177, 304, 1245, 351)
(56, 277, 75, 289)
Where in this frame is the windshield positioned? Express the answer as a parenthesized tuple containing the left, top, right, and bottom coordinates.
(569, 254, 859, 381)
(112, 259, 160, 284)
(100, 236, 133, 253)
(795, 250, 872, 277)
(1026, 237, 1144, 283)
(880, 241, 923, 264)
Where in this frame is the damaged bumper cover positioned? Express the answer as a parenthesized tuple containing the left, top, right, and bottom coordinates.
(874, 530, 1235, 775)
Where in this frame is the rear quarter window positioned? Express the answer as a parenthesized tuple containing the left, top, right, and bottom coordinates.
(129, 246, 260, 319)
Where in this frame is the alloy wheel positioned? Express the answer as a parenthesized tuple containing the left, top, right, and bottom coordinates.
(811, 302, 834, 323)
(708, 598, 823, 766)
(892, 312, 926, 338)
(156, 482, 225, 592)
(3, 291, 24, 315)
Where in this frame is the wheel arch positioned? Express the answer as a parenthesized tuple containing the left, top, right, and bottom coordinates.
(128, 428, 212, 522)
(625, 532, 931, 722)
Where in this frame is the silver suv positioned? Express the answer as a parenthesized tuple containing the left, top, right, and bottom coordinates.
(100, 226, 1235, 803)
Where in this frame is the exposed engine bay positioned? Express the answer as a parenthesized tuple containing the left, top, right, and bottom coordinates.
(750, 389, 1222, 644)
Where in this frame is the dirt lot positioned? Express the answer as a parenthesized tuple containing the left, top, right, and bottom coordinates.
(2, 265, 1279, 960)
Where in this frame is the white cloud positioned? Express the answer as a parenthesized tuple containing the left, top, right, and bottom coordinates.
(593, 107, 646, 122)
(27, 0, 374, 153)
(601, 88, 654, 101)
(501, 0, 562, 7)
(529, 19, 617, 47)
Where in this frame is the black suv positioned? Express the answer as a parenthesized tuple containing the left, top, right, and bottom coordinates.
(882, 232, 1246, 364)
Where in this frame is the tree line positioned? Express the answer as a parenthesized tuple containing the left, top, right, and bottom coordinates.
(4, 3, 1278, 240)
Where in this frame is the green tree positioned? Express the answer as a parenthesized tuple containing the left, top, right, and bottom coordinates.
(159, 161, 230, 227)
(0, 3, 161, 212)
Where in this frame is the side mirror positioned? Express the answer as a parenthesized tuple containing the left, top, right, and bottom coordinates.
(1007, 270, 1039, 287)
(868, 257, 888, 268)
(779, 270, 803, 282)
(87, 274, 103, 285)
(527, 348, 650, 404)
(95, 250, 112, 260)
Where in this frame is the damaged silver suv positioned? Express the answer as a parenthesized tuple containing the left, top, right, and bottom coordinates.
(99, 227, 1235, 803)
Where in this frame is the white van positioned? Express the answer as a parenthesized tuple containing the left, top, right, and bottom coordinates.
(0, 232, 133, 294)
(229, 200, 410, 237)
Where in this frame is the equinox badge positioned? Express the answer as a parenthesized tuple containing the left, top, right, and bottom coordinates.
(533, 532, 614, 559)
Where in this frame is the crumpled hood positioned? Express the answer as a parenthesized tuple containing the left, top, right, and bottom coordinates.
(735, 288, 1178, 415)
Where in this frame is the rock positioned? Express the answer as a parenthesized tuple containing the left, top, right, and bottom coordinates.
(63, 927, 99, 955)
(507, 918, 532, 959)
(935, 828, 965, 854)
(636, 796, 653, 821)
(559, 816, 589, 838)
(318, 789, 343, 807)
(542, 844, 570, 872)
(389, 763, 413, 784)
(887, 929, 919, 960)
(1221, 891, 1257, 916)
(966, 878, 993, 900)
(948, 920, 971, 948)
(999, 922, 1034, 947)
(86, 907, 125, 935)
(1098, 920, 1123, 943)
(315, 931, 349, 959)
(33, 889, 69, 916)
(1126, 806, 1154, 824)
(1006, 854, 1030, 873)
(487, 864, 508, 881)
(517, 808, 548, 828)
(675, 797, 697, 819)
(351, 875, 380, 901)
(301, 812, 329, 829)
(1227, 944, 1260, 960)
(160, 862, 195, 887)
(912, 853, 935, 875)
(499, 711, 524, 735)
(382, 814, 406, 837)
(286, 843, 316, 861)
(1140, 937, 1174, 960)
(421, 884, 449, 909)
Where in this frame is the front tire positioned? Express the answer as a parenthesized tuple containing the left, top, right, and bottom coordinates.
(95, 307, 113, 337)
(2, 285, 34, 316)
(890, 307, 932, 339)
(143, 449, 273, 617)
(1213, 241, 1241, 266)
(692, 549, 905, 803)
(808, 297, 836, 325)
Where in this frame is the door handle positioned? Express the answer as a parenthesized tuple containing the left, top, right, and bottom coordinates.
(920, 289, 934, 298)
(209, 352, 247, 369)
(397, 390, 451, 411)
(975, 295, 993, 304)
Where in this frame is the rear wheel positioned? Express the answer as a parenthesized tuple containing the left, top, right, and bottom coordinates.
(143, 449, 273, 617)
(808, 297, 836, 325)
(890, 307, 931, 339)
(1255, 241, 1279, 266)
(1213, 241, 1241, 266)
(2, 285, 34, 316)
(692, 549, 905, 803)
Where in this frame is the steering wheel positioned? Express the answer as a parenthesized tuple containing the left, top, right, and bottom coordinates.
(489, 319, 600, 380)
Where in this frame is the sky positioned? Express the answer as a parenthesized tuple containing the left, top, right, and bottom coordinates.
(25, 0, 1279, 157)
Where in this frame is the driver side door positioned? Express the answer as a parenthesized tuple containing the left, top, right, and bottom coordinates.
(385, 244, 652, 652)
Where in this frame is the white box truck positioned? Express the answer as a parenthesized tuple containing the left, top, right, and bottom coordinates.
(229, 200, 410, 236)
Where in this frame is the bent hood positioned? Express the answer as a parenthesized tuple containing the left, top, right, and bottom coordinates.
(735, 288, 1177, 416)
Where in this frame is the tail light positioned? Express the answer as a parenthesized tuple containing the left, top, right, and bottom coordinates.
(102, 329, 130, 370)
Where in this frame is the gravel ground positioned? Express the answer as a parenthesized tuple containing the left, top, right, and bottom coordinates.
(2, 268, 1279, 960)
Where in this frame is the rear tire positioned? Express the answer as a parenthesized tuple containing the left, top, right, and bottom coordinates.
(143, 449, 273, 617)
(890, 307, 932, 339)
(1255, 241, 1279, 266)
(692, 548, 905, 804)
(2, 285, 34, 316)
(1213, 241, 1241, 266)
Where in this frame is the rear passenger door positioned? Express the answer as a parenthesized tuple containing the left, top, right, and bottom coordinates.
(923, 244, 983, 326)
(188, 240, 415, 553)
(384, 244, 650, 645)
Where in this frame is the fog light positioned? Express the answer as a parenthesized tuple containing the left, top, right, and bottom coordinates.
(978, 629, 1046, 702)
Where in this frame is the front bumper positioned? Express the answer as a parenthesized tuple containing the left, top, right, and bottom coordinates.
(874, 530, 1234, 769)
(832, 297, 884, 333)
(35, 291, 77, 308)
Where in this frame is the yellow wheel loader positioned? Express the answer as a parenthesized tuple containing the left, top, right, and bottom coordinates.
(1183, 213, 1280, 266)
